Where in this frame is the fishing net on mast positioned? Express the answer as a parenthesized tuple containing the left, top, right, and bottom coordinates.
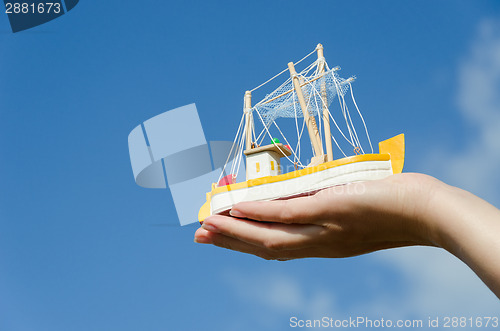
(253, 62, 354, 127)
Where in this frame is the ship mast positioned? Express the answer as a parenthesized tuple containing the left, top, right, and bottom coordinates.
(244, 90, 253, 151)
(317, 43, 333, 162)
(288, 62, 323, 158)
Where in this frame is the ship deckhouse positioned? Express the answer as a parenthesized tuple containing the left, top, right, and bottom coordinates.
(244, 143, 292, 180)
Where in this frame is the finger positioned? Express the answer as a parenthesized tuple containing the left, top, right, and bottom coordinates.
(201, 215, 326, 250)
(195, 227, 322, 260)
(230, 194, 329, 224)
(194, 226, 212, 244)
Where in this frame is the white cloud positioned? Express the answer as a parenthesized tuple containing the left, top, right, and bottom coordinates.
(374, 247, 499, 315)
(220, 268, 341, 331)
(222, 269, 337, 317)
(433, 19, 500, 202)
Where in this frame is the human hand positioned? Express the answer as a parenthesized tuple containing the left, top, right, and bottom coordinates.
(194, 173, 440, 260)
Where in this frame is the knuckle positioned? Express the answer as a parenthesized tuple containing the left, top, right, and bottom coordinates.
(257, 252, 274, 260)
(256, 250, 291, 261)
(256, 250, 280, 261)
(262, 237, 286, 251)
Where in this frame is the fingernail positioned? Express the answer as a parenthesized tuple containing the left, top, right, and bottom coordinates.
(194, 236, 212, 244)
(204, 216, 216, 222)
(229, 209, 245, 218)
(202, 223, 218, 233)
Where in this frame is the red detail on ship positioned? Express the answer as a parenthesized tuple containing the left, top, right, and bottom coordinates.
(218, 174, 236, 187)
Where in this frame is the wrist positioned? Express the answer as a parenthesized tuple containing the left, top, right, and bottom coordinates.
(389, 173, 445, 247)
(419, 179, 460, 249)
(424, 180, 500, 257)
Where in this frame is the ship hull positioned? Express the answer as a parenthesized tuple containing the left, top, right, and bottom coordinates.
(212, 155, 391, 215)
(198, 134, 405, 222)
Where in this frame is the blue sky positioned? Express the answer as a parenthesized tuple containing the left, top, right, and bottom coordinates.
(1, 1, 500, 330)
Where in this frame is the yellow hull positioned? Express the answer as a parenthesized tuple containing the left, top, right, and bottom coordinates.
(198, 134, 404, 222)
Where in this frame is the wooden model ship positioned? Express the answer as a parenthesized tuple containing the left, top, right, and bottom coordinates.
(199, 44, 404, 222)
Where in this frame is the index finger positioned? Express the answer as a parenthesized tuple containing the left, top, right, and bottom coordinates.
(229, 193, 328, 224)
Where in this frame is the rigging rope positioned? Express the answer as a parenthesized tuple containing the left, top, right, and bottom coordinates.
(249, 47, 318, 92)
(218, 113, 245, 183)
(221, 49, 375, 183)
(350, 83, 374, 153)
